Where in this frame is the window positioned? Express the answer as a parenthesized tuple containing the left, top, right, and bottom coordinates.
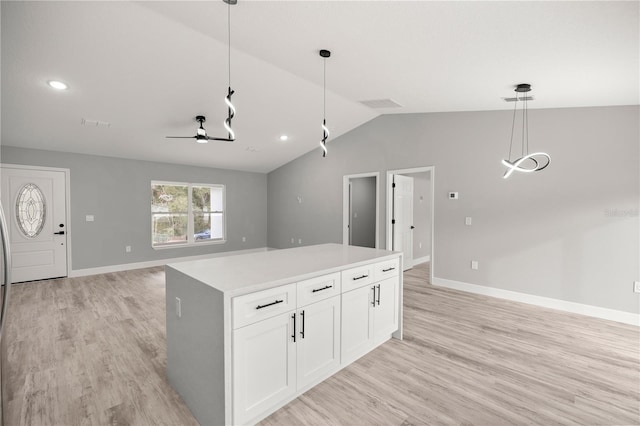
(151, 182, 225, 248)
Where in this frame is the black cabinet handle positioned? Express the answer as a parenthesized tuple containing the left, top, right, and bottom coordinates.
(376, 284, 381, 305)
(291, 313, 296, 342)
(371, 286, 376, 307)
(353, 274, 369, 281)
(312, 285, 333, 293)
(256, 299, 283, 310)
(54, 231, 65, 235)
(300, 310, 305, 339)
(382, 267, 395, 272)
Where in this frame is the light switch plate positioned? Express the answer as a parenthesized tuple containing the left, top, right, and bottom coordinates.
(86, 215, 95, 222)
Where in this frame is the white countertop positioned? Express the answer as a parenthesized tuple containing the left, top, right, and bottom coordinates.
(167, 243, 401, 297)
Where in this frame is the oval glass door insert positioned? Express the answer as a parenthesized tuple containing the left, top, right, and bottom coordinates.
(16, 183, 46, 238)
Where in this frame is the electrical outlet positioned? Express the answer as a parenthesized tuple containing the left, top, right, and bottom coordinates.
(125, 246, 131, 253)
(634, 281, 640, 293)
(86, 215, 95, 222)
(471, 260, 479, 270)
(465, 217, 472, 226)
(242, 236, 246, 242)
(291, 238, 295, 244)
(419, 242, 422, 249)
(298, 238, 302, 245)
(175, 297, 182, 318)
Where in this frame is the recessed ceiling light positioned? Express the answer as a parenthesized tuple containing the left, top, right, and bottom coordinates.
(279, 135, 289, 141)
(47, 80, 68, 90)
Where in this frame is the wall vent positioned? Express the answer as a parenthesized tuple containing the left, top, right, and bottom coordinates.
(359, 98, 403, 109)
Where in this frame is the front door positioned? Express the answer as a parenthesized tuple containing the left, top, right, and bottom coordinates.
(1, 166, 68, 283)
(392, 174, 414, 270)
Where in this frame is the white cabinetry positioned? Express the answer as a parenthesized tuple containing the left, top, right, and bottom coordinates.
(166, 244, 402, 426)
(373, 277, 399, 342)
(296, 295, 341, 389)
(233, 311, 296, 425)
(232, 274, 342, 424)
(341, 273, 399, 364)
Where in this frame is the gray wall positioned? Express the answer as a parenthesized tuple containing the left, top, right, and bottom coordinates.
(1, 146, 267, 270)
(349, 176, 376, 248)
(409, 172, 431, 261)
(267, 106, 640, 314)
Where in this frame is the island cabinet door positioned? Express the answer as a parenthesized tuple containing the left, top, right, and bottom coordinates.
(341, 284, 375, 365)
(233, 311, 297, 425)
(296, 295, 341, 390)
(373, 277, 399, 342)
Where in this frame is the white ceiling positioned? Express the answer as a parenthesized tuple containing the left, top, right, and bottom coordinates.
(2, 1, 638, 173)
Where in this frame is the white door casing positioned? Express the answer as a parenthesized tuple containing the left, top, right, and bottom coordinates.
(0, 166, 68, 283)
(342, 172, 379, 248)
(392, 174, 414, 271)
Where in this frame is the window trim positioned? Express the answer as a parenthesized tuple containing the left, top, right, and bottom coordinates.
(151, 180, 227, 249)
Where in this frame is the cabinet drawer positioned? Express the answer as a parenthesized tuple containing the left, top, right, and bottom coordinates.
(374, 258, 400, 281)
(233, 284, 296, 329)
(341, 263, 375, 293)
(297, 272, 341, 307)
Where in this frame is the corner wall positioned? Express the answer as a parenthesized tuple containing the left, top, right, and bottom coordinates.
(267, 106, 639, 315)
(1, 147, 267, 271)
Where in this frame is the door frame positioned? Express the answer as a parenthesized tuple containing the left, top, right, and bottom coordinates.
(342, 172, 379, 248)
(386, 166, 434, 283)
(1, 163, 72, 277)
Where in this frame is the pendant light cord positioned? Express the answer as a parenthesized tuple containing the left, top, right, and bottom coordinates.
(508, 94, 517, 161)
(323, 59, 326, 120)
(228, 2, 231, 87)
(524, 95, 529, 156)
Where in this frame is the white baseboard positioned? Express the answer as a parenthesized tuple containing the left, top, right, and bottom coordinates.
(432, 276, 640, 326)
(413, 255, 430, 265)
(70, 247, 270, 278)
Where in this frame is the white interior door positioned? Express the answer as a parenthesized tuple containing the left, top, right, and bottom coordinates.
(1, 167, 68, 283)
(392, 174, 414, 270)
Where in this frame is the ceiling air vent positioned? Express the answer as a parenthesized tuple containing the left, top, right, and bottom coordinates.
(359, 98, 403, 109)
(81, 118, 111, 128)
(503, 96, 534, 102)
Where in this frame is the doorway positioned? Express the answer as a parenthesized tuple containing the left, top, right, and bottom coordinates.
(386, 167, 434, 281)
(343, 172, 379, 248)
(1, 165, 70, 283)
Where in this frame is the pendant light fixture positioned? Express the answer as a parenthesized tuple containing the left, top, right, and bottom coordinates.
(223, 0, 236, 141)
(319, 49, 331, 157)
(501, 84, 550, 179)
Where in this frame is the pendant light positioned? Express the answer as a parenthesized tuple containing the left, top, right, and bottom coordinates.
(319, 49, 331, 157)
(501, 84, 550, 179)
(223, 0, 236, 141)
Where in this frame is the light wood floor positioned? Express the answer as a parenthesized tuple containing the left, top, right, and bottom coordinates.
(5, 263, 639, 425)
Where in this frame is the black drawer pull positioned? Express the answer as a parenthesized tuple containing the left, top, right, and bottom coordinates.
(256, 299, 283, 310)
(382, 267, 395, 272)
(353, 274, 369, 281)
(312, 285, 333, 293)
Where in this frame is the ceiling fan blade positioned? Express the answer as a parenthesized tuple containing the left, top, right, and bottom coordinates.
(166, 136, 196, 139)
(205, 136, 235, 142)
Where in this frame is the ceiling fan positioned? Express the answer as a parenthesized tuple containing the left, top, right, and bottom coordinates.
(166, 116, 233, 143)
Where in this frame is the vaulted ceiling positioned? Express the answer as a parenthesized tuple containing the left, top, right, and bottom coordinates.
(2, 1, 638, 173)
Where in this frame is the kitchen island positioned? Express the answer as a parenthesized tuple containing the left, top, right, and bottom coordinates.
(166, 243, 403, 425)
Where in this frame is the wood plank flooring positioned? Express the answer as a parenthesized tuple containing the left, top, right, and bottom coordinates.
(5, 262, 639, 425)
